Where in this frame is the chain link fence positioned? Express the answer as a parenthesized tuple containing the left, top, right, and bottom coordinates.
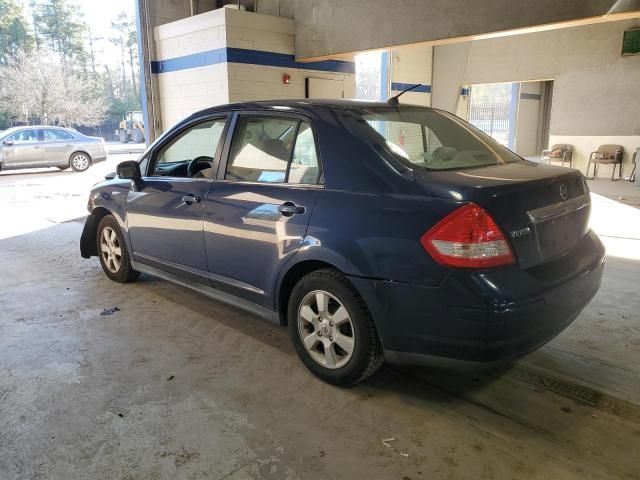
(468, 103, 511, 146)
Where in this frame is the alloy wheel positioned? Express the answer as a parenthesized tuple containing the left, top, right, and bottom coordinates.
(71, 154, 89, 171)
(100, 227, 122, 273)
(297, 290, 356, 369)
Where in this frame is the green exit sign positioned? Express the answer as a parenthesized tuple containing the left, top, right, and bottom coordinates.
(622, 28, 640, 56)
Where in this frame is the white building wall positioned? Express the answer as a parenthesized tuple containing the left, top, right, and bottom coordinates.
(389, 45, 433, 106)
(152, 8, 355, 133)
(434, 19, 640, 172)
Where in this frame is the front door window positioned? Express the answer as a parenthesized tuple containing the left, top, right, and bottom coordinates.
(151, 119, 227, 178)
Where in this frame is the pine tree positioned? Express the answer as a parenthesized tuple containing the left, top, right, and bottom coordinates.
(0, 0, 34, 65)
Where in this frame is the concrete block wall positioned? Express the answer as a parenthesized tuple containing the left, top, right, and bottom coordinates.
(389, 45, 432, 107)
(151, 7, 355, 133)
(148, 0, 217, 27)
(153, 9, 229, 130)
(388, 44, 470, 114)
(224, 8, 355, 103)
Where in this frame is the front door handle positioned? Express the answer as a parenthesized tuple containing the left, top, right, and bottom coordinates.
(279, 202, 305, 217)
(181, 193, 201, 204)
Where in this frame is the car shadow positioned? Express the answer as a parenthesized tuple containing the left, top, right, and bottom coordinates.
(0, 167, 68, 177)
(135, 271, 512, 400)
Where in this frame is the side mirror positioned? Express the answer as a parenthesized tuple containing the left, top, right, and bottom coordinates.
(116, 160, 143, 190)
(116, 160, 141, 180)
(2, 139, 14, 146)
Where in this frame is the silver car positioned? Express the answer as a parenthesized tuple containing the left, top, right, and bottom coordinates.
(0, 126, 107, 173)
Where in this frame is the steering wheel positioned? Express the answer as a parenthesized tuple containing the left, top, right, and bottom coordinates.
(187, 156, 214, 178)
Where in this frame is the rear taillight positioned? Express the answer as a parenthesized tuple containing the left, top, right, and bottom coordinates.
(421, 203, 514, 268)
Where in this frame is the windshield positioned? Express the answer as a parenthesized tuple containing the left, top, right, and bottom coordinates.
(355, 107, 522, 171)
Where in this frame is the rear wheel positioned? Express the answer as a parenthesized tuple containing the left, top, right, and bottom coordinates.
(70, 152, 90, 172)
(97, 215, 139, 283)
(119, 131, 130, 143)
(288, 269, 384, 386)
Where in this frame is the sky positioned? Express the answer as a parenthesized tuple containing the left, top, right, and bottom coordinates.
(21, 0, 136, 66)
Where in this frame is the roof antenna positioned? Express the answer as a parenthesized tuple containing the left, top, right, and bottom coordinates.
(387, 84, 423, 105)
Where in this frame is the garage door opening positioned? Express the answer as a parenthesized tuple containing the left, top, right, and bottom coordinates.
(467, 80, 554, 158)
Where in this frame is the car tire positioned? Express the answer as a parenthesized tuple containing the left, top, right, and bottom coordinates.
(96, 215, 139, 283)
(288, 269, 384, 387)
(131, 129, 144, 143)
(70, 152, 91, 172)
(119, 131, 130, 143)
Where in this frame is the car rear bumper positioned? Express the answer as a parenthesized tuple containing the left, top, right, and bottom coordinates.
(348, 230, 605, 366)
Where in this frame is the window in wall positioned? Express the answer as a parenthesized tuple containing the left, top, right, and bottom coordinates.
(467, 82, 518, 148)
(355, 49, 388, 101)
(226, 116, 320, 185)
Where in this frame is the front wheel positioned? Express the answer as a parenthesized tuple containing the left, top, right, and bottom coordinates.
(70, 152, 91, 172)
(288, 269, 384, 386)
(97, 215, 139, 283)
(131, 128, 144, 143)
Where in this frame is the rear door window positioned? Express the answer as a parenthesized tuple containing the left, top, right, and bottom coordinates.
(225, 116, 321, 185)
(44, 129, 74, 141)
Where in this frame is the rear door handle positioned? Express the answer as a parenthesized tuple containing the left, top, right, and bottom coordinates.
(181, 194, 201, 204)
(279, 202, 305, 217)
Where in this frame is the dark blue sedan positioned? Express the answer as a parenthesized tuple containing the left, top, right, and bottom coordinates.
(80, 100, 605, 386)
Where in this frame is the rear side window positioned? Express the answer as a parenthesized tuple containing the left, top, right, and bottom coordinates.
(357, 107, 521, 171)
(44, 129, 74, 141)
(225, 116, 320, 184)
(288, 123, 320, 184)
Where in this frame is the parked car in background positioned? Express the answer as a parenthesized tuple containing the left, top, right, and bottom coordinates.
(0, 126, 107, 173)
(80, 100, 605, 386)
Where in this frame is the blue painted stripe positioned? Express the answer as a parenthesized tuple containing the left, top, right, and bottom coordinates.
(151, 47, 355, 75)
(390, 82, 431, 93)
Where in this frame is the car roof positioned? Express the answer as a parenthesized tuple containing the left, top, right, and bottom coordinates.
(0, 125, 82, 140)
(188, 98, 429, 119)
(2, 125, 72, 132)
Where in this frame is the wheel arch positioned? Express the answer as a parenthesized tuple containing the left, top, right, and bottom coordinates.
(80, 206, 112, 258)
(69, 150, 93, 166)
(276, 259, 342, 326)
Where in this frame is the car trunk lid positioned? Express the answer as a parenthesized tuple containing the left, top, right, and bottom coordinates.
(416, 162, 590, 269)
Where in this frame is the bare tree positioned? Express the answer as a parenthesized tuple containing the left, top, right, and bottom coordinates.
(0, 51, 108, 126)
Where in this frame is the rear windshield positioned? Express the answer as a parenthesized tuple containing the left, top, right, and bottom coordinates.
(353, 107, 522, 171)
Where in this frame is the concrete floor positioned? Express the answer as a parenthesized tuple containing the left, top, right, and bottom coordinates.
(1, 159, 640, 479)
